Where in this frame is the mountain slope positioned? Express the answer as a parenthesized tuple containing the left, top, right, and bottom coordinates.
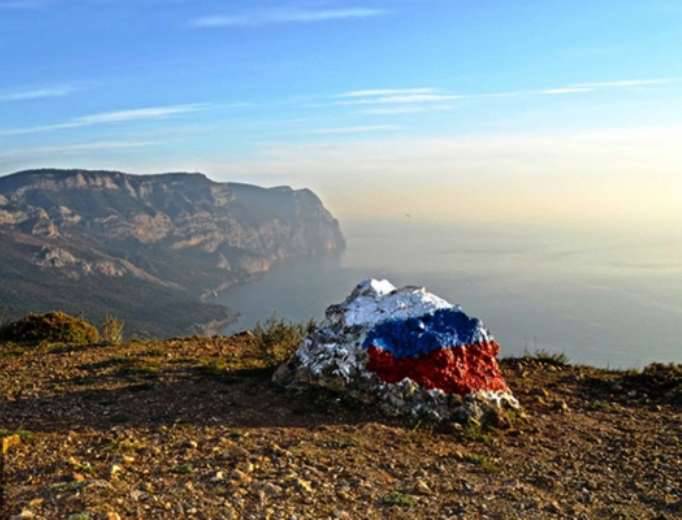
(0, 169, 345, 336)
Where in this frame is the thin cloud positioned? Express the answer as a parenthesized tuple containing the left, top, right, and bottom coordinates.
(0, 104, 207, 136)
(76, 105, 206, 125)
(363, 105, 456, 115)
(338, 94, 463, 106)
(334, 77, 675, 112)
(0, 85, 76, 102)
(192, 8, 386, 28)
(574, 79, 675, 89)
(312, 125, 400, 135)
(0, 140, 157, 159)
(540, 87, 594, 95)
(339, 88, 437, 98)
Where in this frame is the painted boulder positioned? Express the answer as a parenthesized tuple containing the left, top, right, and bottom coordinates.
(274, 279, 519, 423)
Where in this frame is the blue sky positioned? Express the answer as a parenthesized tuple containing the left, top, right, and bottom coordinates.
(1, 0, 681, 225)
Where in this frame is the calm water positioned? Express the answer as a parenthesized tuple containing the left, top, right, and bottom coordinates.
(218, 220, 682, 368)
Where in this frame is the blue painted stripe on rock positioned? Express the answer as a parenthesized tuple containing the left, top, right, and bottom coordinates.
(362, 308, 485, 359)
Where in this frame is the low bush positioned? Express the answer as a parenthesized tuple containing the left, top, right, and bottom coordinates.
(0, 312, 99, 345)
(252, 316, 314, 367)
(101, 314, 125, 345)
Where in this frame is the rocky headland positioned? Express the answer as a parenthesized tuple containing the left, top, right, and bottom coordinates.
(0, 169, 345, 337)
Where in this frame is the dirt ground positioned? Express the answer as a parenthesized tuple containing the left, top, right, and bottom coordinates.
(1, 336, 680, 519)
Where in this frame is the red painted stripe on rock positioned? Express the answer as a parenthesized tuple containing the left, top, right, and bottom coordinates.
(366, 341, 509, 395)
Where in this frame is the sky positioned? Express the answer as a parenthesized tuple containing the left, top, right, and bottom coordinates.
(1, 0, 681, 228)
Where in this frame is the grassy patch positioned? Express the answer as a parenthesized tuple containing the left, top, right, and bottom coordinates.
(463, 452, 501, 473)
(49, 481, 86, 493)
(460, 423, 494, 446)
(320, 437, 360, 450)
(523, 348, 570, 366)
(102, 438, 146, 454)
(172, 463, 193, 475)
(135, 347, 165, 358)
(79, 356, 131, 371)
(588, 400, 612, 411)
(0, 343, 29, 357)
(381, 490, 416, 507)
(0, 428, 34, 442)
(67, 512, 91, 520)
(114, 359, 162, 379)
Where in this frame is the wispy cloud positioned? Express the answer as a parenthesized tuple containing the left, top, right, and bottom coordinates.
(539, 78, 675, 96)
(334, 77, 676, 113)
(0, 104, 207, 136)
(574, 79, 675, 89)
(312, 125, 400, 135)
(339, 88, 437, 98)
(192, 7, 386, 28)
(76, 105, 206, 125)
(0, 140, 157, 160)
(0, 84, 76, 102)
(363, 105, 456, 115)
(338, 94, 463, 106)
(540, 87, 594, 95)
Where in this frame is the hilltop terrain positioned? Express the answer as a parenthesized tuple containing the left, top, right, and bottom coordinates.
(1, 331, 680, 519)
(0, 169, 344, 337)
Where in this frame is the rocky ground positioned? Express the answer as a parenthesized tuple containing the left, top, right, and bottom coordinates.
(1, 335, 680, 519)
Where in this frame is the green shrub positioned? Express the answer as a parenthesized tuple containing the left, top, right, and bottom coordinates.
(252, 316, 312, 367)
(382, 491, 416, 507)
(463, 452, 501, 473)
(101, 314, 125, 345)
(524, 348, 570, 366)
(0, 312, 99, 345)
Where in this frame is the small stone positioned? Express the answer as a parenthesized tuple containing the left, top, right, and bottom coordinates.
(2, 434, 21, 455)
(545, 500, 562, 513)
(222, 445, 250, 459)
(261, 482, 283, 497)
(186, 440, 198, 449)
(18, 510, 34, 519)
(122, 455, 135, 464)
(415, 479, 432, 495)
(110, 464, 123, 477)
(295, 478, 314, 494)
(106, 513, 121, 520)
(130, 489, 147, 501)
(72, 472, 86, 482)
(211, 471, 225, 482)
(556, 400, 570, 413)
(237, 461, 254, 474)
(230, 469, 252, 485)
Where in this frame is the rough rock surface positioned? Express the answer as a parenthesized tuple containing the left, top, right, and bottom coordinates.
(1, 334, 680, 519)
(274, 279, 519, 422)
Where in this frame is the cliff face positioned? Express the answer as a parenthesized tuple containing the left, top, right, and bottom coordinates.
(0, 169, 345, 336)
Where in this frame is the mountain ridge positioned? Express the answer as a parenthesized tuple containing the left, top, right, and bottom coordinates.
(0, 168, 345, 336)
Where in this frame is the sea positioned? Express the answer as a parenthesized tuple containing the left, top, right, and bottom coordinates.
(218, 220, 682, 368)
